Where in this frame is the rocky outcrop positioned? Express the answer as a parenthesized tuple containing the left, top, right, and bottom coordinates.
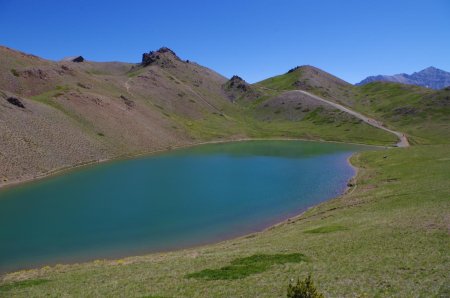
(62, 56, 84, 63)
(6, 97, 25, 108)
(222, 75, 261, 102)
(357, 67, 450, 90)
(141, 47, 181, 67)
(120, 95, 135, 109)
(226, 75, 249, 91)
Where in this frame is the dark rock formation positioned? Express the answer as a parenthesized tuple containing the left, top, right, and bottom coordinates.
(141, 47, 180, 67)
(357, 67, 450, 90)
(120, 95, 135, 108)
(6, 97, 25, 108)
(227, 75, 249, 91)
(62, 56, 84, 63)
(287, 66, 301, 73)
(72, 56, 84, 62)
(77, 82, 91, 89)
(222, 75, 261, 102)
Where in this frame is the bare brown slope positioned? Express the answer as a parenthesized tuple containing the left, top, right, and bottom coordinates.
(0, 47, 236, 186)
(0, 90, 107, 184)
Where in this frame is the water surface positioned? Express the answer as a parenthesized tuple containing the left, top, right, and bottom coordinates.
(0, 140, 373, 272)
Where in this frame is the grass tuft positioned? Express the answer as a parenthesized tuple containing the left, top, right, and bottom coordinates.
(186, 253, 307, 280)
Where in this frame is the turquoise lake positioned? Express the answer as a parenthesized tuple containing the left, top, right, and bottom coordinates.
(0, 140, 374, 272)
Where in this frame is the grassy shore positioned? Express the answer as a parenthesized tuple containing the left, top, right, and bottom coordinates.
(1, 144, 448, 297)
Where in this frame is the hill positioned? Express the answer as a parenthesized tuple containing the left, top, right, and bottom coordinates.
(256, 65, 352, 99)
(356, 66, 450, 90)
(0, 46, 398, 186)
(256, 66, 450, 145)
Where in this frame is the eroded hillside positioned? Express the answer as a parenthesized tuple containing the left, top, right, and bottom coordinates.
(0, 46, 400, 185)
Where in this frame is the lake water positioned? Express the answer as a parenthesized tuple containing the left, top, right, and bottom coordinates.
(0, 140, 373, 272)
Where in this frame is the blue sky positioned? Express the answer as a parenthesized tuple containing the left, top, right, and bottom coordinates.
(1, 0, 449, 83)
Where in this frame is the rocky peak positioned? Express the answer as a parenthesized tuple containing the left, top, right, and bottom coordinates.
(230, 75, 244, 81)
(421, 66, 438, 72)
(226, 75, 248, 91)
(62, 56, 84, 63)
(141, 47, 180, 67)
(223, 75, 262, 102)
(156, 47, 177, 56)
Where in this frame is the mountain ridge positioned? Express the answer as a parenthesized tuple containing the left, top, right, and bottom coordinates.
(356, 66, 450, 89)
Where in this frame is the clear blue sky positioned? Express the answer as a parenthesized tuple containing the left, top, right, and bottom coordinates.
(1, 0, 449, 83)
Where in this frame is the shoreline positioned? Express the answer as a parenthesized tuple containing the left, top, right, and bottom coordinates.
(0, 136, 388, 191)
(257, 152, 360, 234)
(0, 144, 370, 276)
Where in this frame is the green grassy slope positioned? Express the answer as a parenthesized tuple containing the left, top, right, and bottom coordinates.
(1, 145, 448, 297)
(257, 65, 352, 99)
(257, 67, 449, 145)
(350, 83, 450, 144)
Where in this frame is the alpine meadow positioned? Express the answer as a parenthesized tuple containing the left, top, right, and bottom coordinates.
(0, 1, 449, 297)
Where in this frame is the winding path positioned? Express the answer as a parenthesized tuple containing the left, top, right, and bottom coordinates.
(125, 78, 133, 96)
(293, 90, 409, 147)
(124, 76, 408, 147)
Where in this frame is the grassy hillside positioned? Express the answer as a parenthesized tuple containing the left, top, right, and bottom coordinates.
(350, 82, 450, 144)
(1, 144, 448, 297)
(0, 46, 399, 186)
(256, 67, 449, 145)
(257, 65, 352, 99)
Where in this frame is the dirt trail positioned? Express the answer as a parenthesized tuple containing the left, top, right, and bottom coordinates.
(293, 90, 410, 147)
(125, 78, 133, 96)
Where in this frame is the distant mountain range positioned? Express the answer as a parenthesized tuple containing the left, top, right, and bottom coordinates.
(356, 67, 450, 90)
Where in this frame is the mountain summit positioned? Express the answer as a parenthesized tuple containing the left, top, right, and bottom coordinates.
(357, 66, 450, 90)
(141, 47, 181, 67)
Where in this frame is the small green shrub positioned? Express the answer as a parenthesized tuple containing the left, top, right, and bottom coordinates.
(55, 85, 69, 91)
(287, 274, 324, 298)
(10, 69, 20, 77)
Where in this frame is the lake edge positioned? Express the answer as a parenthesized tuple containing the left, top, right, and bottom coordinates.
(0, 137, 384, 193)
(0, 140, 380, 274)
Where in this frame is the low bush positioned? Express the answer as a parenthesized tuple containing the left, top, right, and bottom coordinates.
(287, 274, 324, 298)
